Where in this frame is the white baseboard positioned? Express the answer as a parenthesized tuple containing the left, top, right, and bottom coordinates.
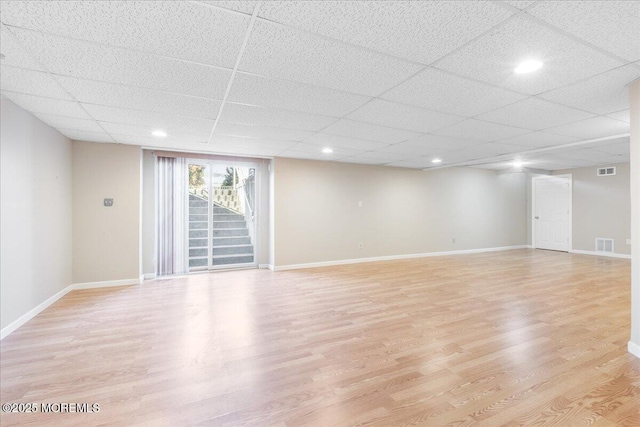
(629, 341, 640, 358)
(569, 249, 631, 260)
(0, 285, 73, 340)
(72, 277, 141, 290)
(259, 264, 274, 270)
(1, 277, 140, 340)
(143, 273, 157, 280)
(274, 245, 530, 271)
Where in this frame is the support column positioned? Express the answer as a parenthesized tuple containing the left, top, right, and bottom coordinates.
(630, 78, 640, 358)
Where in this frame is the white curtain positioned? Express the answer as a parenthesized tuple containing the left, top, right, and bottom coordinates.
(157, 157, 188, 276)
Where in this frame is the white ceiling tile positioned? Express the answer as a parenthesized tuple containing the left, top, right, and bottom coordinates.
(479, 142, 529, 155)
(10, 29, 231, 99)
(82, 104, 215, 134)
(228, 73, 370, 116)
(0, 65, 72, 99)
(538, 65, 640, 115)
(278, 150, 334, 161)
(440, 146, 510, 163)
(467, 163, 503, 170)
(57, 129, 112, 143)
(101, 122, 209, 142)
(527, 1, 640, 62)
(336, 157, 387, 166)
(347, 99, 463, 133)
(0, 26, 44, 71)
(383, 67, 526, 116)
(209, 143, 282, 157)
(32, 113, 103, 133)
(593, 154, 630, 165)
(403, 134, 482, 151)
(477, 98, 594, 130)
(112, 132, 207, 146)
(433, 118, 530, 141)
(386, 159, 433, 169)
(220, 103, 335, 131)
(435, 16, 624, 95)
(209, 135, 296, 151)
(377, 142, 440, 156)
(214, 122, 313, 141)
(321, 119, 420, 144)
(198, 1, 257, 15)
(559, 148, 617, 161)
(523, 157, 571, 170)
(1, 92, 90, 119)
(595, 141, 630, 156)
(607, 110, 630, 123)
(304, 133, 388, 151)
(351, 151, 412, 162)
(257, 1, 513, 65)
(239, 20, 421, 96)
(495, 131, 578, 148)
(502, 1, 536, 10)
(0, 1, 248, 68)
(287, 142, 363, 158)
(58, 77, 221, 119)
(545, 117, 630, 140)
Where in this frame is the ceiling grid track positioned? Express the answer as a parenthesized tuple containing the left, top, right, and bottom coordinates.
(431, 133, 631, 170)
(207, 1, 262, 143)
(0, 22, 118, 143)
(0, 1, 635, 170)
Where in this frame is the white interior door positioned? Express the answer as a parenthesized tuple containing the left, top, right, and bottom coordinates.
(534, 176, 571, 252)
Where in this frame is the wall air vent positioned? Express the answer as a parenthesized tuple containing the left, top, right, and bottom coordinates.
(597, 167, 616, 176)
(595, 238, 614, 253)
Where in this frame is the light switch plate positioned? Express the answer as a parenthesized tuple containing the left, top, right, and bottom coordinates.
(104, 198, 113, 207)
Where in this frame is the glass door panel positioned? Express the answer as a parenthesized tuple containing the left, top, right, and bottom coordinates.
(211, 164, 256, 269)
(187, 160, 257, 271)
(188, 163, 210, 271)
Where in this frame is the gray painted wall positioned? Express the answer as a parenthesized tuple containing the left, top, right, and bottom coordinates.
(1, 97, 73, 330)
(555, 163, 631, 255)
(273, 157, 528, 267)
(72, 141, 142, 283)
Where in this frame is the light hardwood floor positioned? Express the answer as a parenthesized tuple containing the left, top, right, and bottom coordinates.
(1, 249, 639, 426)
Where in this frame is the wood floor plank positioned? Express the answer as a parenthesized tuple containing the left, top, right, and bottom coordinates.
(1, 249, 638, 426)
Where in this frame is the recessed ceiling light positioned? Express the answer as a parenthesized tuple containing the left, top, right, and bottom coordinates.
(514, 60, 543, 74)
(432, 158, 442, 164)
(512, 160, 524, 168)
(152, 130, 167, 137)
(322, 147, 333, 154)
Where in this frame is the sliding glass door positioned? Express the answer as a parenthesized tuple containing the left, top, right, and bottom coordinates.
(187, 160, 257, 271)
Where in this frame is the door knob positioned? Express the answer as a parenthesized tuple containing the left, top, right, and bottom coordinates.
(535, 216, 539, 219)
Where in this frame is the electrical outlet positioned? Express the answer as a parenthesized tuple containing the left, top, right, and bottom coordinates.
(452, 238, 456, 244)
(104, 198, 113, 207)
(359, 242, 363, 249)
(358, 201, 363, 208)
(627, 238, 632, 245)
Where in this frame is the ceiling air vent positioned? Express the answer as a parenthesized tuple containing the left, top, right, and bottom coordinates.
(595, 238, 614, 253)
(597, 167, 616, 176)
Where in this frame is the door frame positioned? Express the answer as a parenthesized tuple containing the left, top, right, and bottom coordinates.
(531, 174, 572, 251)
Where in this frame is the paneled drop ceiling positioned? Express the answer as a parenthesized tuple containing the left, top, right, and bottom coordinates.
(0, 1, 638, 170)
